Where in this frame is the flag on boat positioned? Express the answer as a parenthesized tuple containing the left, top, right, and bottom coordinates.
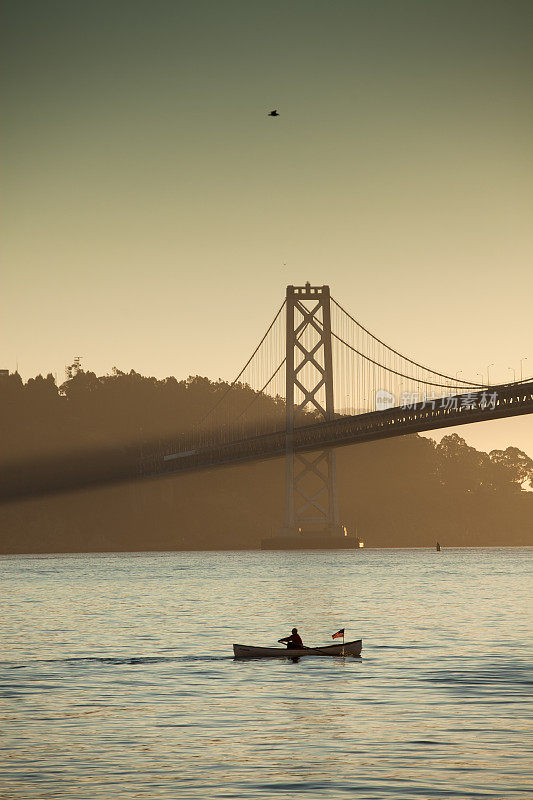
(332, 628, 345, 639)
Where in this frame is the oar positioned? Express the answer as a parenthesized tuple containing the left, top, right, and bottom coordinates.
(281, 643, 345, 656)
(278, 638, 351, 656)
(278, 639, 324, 655)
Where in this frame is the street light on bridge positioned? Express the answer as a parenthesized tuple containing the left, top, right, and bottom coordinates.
(520, 358, 528, 382)
(487, 363, 494, 386)
(508, 366, 516, 383)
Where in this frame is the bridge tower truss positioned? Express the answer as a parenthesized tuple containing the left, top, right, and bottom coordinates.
(283, 283, 345, 538)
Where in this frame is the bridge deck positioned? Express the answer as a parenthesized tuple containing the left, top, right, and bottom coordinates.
(151, 381, 533, 477)
(2, 382, 531, 503)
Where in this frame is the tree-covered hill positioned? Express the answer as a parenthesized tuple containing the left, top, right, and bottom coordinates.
(1, 370, 531, 553)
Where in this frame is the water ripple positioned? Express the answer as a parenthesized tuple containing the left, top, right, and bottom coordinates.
(1, 548, 532, 799)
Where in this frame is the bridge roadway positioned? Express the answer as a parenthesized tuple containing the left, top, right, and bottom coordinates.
(2, 381, 531, 503)
(153, 380, 533, 477)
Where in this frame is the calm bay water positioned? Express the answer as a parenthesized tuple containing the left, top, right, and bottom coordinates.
(1, 548, 532, 799)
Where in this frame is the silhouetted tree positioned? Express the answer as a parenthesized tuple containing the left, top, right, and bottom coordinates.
(489, 447, 533, 490)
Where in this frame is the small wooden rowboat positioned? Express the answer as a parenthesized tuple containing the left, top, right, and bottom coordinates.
(233, 639, 362, 658)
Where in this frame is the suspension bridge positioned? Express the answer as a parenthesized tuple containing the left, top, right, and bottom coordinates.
(140, 283, 533, 548)
(2, 283, 532, 539)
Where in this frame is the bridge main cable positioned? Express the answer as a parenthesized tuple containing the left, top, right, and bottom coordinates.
(232, 358, 286, 423)
(196, 298, 287, 428)
(331, 296, 485, 388)
(328, 327, 486, 389)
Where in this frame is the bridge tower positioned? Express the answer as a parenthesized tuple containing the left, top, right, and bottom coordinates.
(279, 282, 349, 544)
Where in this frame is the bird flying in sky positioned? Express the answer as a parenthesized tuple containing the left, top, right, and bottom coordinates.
(268, 109, 279, 116)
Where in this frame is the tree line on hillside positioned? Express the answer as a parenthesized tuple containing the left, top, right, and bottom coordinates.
(0, 369, 531, 553)
(0, 368, 315, 461)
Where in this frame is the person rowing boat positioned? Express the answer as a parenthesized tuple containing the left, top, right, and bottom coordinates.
(233, 638, 362, 658)
(277, 627, 303, 650)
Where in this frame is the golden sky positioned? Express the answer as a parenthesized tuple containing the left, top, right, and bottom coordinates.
(2, 0, 532, 455)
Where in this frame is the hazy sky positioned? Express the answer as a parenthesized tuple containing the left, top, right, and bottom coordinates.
(2, 0, 532, 454)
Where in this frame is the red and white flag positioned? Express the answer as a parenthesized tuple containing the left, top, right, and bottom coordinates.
(332, 628, 345, 639)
